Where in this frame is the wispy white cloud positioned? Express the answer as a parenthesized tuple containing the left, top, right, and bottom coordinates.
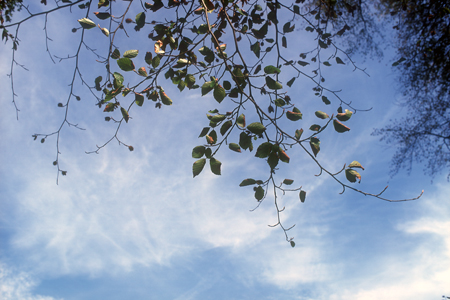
(0, 263, 60, 300)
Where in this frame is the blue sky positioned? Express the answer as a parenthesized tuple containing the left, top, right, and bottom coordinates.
(1, 2, 449, 300)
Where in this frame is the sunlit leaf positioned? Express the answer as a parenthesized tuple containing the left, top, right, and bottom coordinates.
(120, 107, 129, 123)
(236, 114, 246, 128)
(229, 143, 241, 153)
(159, 90, 172, 105)
(78, 18, 96, 29)
(264, 65, 281, 74)
(123, 50, 139, 58)
(315, 111, 329, 119)
(247, 122, 266, 135)
(336, 109, 353, 121)
(117, 57, 135, 71)
(348, 161, 365, 170)
(279, 149, 290, 163)
(309, 124, 321, 131)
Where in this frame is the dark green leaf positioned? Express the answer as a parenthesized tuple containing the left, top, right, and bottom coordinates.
(111, 49, 120, 59)
(239, 178, 256, 187)
(286, 107, 302, 121)
(336, 57, 345, 64)
(321, 95, 331, 105)
(239, 132, 253, 150)
(236, 114, 245, 128)
(283, 179, 294, 185)
(265, 76, 282, 90)
(287, 77, 295, 87)
(210, 157, 222, 175)
(299, 190, 306, 203)
(220, 120, 232, 135)
(135, 93, 144, 106)
(135, 12, 146, 30)
(310, 137, 320, 157)
(193, 158, 206, 177)
(117, 58, 135, 71)
(333, 120, 350, 133)
(255, 142, 272, 158)
(213, 85, 226, 103)
(267, 152, 279, 169)
(309, 124, 321, 131)
(192, 146, 206, 158)
(336, 109, 353, 121)
(120, 107, 129, 123)
(199, 127, 209, 138)
(254, 186, 264, 201)
(202, 81, 215, 96)
(315, 111, 329, 119)
(345, 169, 361, 183)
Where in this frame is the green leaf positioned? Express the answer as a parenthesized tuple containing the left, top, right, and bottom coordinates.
(274, 98, 286, 107)
(283, 21, 295, 33)
(210, 157, 222, 175)
(333, 120, 350, 133)
(111, 49, 120, 59)
(310, 137, 320, 157)
(315, 111, 329, 119)
(113, 72, 124, 88)
(120, 107, 129, 123)
(309, 124, 321, 131)
(123, 50, 139, 58)
(185, 74, 196, 88)
(236, 114, 246, 128)
(287, 77, 295, 87)
(319, 40, 328, 49)
(348, 161, 364, 170)
(286, 107, 302, 121)
(152, 55, 161, 68)
(135, 12, 146, 30)
(199, 127, 209, 137)
(159, 90, 172, 105)
(264, 65, 281, 74)
(299, 190, 306, 203)
(192, 146, 205, 158)
(251, 41, 260, 58)
(213, 85, 226, 103)
(229, 143, 241, 153)
(223, 81, 231, 90)
(210, 114, 226, 123)
(323, 61, 331, 67)
(247, 122, 266, 135)
(345, 169, 361, 183)
(193, 158, 206, 177)
(295, 129, 303, 140)
(321, 95, 331, 105)
(239, 132, 253, 150)
(265, 76, 282, 90)
(267, 152, 279, 169)
(336, 109, 353, 121)
(282, 36, 287, 48)
(138, 67, 148, 77)
(336, 57, 345, 64)
(220, 120, 232, 135)
(202, 81, 215, 96)
(283, 179, 294, 185)
(78, 18, 96, 29)
(298, 61, 309, 66)
(94, 76, 102, 91)
(255, 142, 272, 158)
(239, 178, 256, 187)
(135, 93, 144, 106)
(254, 186, 264, 201)
(117, 58, 135, 71)
(290, 240, 296, 247)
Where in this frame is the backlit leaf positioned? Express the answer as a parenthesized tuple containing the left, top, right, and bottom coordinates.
(120, 107, 129, 123)
(236, 114, 246, 128)
(255, 142, 272, 158)
(213, 85, 226, 103)
(264, 65, 281, 74)
(135, 93, 144, 106)
(159, 90, 172, 105)
(239, 178, 256, 187)
(229, 143, 241, 153)
(117, 57, 135, 71)
(265, 76, 282, 90)
(348, 161, 364, 170)
(315, 111, 329, 119)
(220, 120, 232, 135)
(345, 169, 361, 183)
(336, 109, 353, 121)
(123, 50, 139, 58)
(286, 107, 302, 121)
(78, 18, 96, 29)
(299, 190, 306, 202)
(283, 179, 294, 185)
(254, 186, 264, 201)
(295, 128, 303, 140)
(247, 122, 266, 135)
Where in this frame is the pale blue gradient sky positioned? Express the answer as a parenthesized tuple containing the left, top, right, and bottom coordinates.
(0, 2, 449, 300)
